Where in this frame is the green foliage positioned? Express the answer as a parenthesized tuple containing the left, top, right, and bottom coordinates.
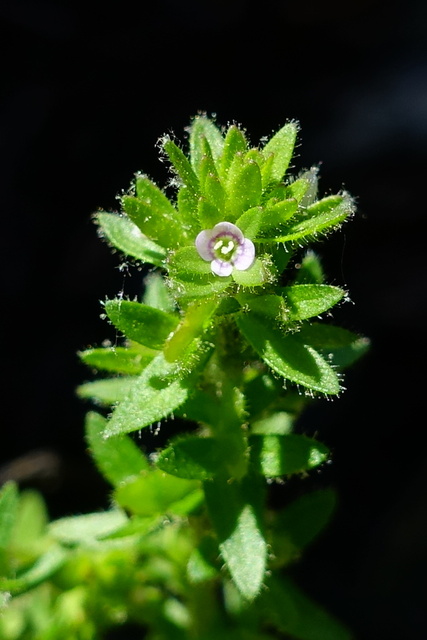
(204, 476, 267, 600)
(249, 434, 330, 477)
(3, 116, 367, 639)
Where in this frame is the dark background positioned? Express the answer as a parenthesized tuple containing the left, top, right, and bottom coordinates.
(1, 1, 426, 638)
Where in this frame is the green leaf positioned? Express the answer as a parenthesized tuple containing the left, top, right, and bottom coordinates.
(249, 434, 329, 477)
(281, 284, 345, 321)
(260, 198, 299, 232)
(204, 476, 267, 600)
(268, 194, 354, 243)
(142, 271, 176, 312)
(297, 323, 370, 368)
(95, 212, 167, 266)
(199, 152, 226, 216)
(164, 298, 218, 362)
(125, 174, 184, 247)
(168, 245, 232, 301)
(294, 251, 325, 284)
(220, 125, 247, 177)
(156, 436, 224, 480)
(226, 159, 262, 221)
(197, 197, 224, 229)
(79, 346, 155, 375)
(262, 121, 299, 184)
(176, 185, 200, 233)
(187, 536, 219, 583)
(237, 313, 340, 395)
(85, 411, 149, 487)
(189, 115, 224, 176)
(251, 412, 294, 436)
(232, 258, 274, 288)
(176, 388, 223, 426)
(236, 200, 298, 240)
(49, 510, 128, 546)
(10, 490, 48, 552)
(0, 546, 67, 596)
(237, 293, 288, 323)
(298, 167, 319, 206)
(284, 176, 311, 202)
(77, 376, 135, 405)
(104, 353, 198, 437)
(262, 575, 352, 640)
(163, 137, 200, 196)
(244, 373, 284, 422)
(0, 482, 19, 550)
(275, 489, 337, 552)
(104, 299, 179, 350)
(114, 470, 200, 516)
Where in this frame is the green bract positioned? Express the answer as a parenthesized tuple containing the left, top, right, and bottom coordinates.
(0, 116, 366, 639)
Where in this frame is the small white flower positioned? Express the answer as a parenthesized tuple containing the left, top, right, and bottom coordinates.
(195, 221, 255, 277)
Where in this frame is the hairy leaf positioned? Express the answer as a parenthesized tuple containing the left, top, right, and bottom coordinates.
(96, 212, 167, 266)
(249, 434, 329, 477)
(104, 299, 179, 350)
(237, 314, 340, 394)
(85, 411, 149, 487)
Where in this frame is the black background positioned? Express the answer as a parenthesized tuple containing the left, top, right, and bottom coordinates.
(1, 1, 426, 638)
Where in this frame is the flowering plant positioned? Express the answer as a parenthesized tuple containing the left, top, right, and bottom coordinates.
(0, 116, 368, 639)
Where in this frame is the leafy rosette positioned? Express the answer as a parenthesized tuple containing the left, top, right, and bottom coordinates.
(85, 115, 364, 414)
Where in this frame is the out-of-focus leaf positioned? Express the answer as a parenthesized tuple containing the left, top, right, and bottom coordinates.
(274, 489, 337, 555)
(85, 411, 149, 487)
(293, 251, 325, 284)
(0, 482, 18, 550)
(79, 346, 155, 375)
(0, 546, 67, 596)
(143, 271, 176, 312)
(186, 535, 219, 583)
(114, 470, 200, 517)
(76, 376, 135, 405)
(297, 323, 370, 368)
(156, 437, 224, 480)
(261, 575, 352, 640)
(10, 490, 48, 552)
(249, 435, 329, 477)
(49, 510, 128, 546)
(204, 476, 267, 600)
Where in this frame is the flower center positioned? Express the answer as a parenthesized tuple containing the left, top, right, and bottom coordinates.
(212, 236, 238, 262)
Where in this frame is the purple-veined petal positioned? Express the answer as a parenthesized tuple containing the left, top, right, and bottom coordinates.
(195, 229, 214, 261)
(234, 238, 255, 271)
(211, 259, 233, 277)
(212, 221, 244, 244)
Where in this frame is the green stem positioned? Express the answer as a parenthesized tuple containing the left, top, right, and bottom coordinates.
(207, 320, 249, 479)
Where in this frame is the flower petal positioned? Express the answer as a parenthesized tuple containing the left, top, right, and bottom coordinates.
(195, 229, 214, 261)
(234, 238, 255, 271)
(212, 221, 244, 244)
(211, 259, 233, 277)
